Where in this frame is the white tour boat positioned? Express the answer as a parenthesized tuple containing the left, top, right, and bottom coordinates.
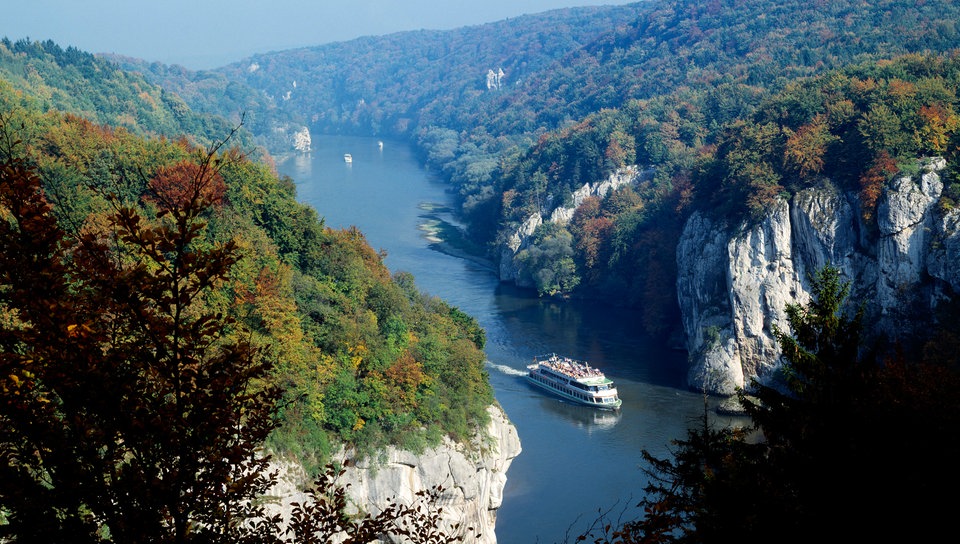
(526, 353, 622, 409)
(344, 153, 353, 163)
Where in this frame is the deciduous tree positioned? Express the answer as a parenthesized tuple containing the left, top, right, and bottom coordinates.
(0, 148, 281, 543)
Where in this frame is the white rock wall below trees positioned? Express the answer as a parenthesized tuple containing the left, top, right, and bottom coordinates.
(677, 157, 958, 395)
(265, 403, 521, 543)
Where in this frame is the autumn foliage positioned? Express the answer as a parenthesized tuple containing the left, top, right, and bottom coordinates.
(147, 159, 226, 212)
(858, 151, 898, 221)
(0, 150, 280, 542)
(0, 141, 478, 542)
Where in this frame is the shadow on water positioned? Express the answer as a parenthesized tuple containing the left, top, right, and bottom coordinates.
(491, 282, 690, 390)
(533, 392, 624, 430)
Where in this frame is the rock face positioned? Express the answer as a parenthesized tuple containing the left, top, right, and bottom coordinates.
(292, 126, 311, 152)
(499, 166, 643, 286)
(486, 68, 505, 90)
(677, 158, 959, 395)
(499, 212, 542, 285)
(265, 403, 521, 543)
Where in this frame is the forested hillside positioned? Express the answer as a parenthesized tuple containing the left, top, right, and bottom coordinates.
(0, 38, 258, 152)
(120, 1, 960, 343)
(4, 0, 960, 540)
(123, 4, 640, 137)
(0, 57, 493, 475)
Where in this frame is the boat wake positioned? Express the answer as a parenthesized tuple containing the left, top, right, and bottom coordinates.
(485, 361, 527, 377)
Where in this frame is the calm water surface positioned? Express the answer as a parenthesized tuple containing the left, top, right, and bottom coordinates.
(279, 135, 738, 544)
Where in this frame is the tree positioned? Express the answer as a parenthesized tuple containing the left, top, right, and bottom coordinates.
(858, 102, 911, 159)
(915, 102, 960, 154)
(578, 266, 960, 543)
(0, 149, 281, 543)
(0, 134, 479, 544)
(783, 114, 837, 180)
(515, 223, 581, 297)
(858, 150, 897, 221)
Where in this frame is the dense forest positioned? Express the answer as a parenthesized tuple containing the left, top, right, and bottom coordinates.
(119, 0, 960, 340)
(4, 0, 960, 540)
(0, 38, 258, 152)
(0, 44, 494, 474)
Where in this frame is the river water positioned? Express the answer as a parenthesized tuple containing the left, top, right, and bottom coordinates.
(278, 135, 738, 543)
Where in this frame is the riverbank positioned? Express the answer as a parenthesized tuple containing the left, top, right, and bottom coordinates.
(417, 203, 498, 273)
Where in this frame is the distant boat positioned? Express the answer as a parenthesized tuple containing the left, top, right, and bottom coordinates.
(378, 141, 383, 151)
(344, 153, 352, 163)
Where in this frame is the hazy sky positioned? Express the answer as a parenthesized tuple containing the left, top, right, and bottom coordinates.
(3, 0, 638, 70)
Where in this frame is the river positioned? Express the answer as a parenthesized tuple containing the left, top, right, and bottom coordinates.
(278, 134, 739, 543)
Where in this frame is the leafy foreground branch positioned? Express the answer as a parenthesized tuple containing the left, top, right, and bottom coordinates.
(0, 150, 475, 543)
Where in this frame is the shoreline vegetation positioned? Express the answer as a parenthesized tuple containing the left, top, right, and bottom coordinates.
(275, 151, 497, 272)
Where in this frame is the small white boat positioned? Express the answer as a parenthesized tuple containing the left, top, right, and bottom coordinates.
(526, 353, 621, 409)
(344, 153, 352, 163)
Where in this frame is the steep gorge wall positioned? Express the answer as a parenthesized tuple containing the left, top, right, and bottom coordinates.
(677, 158, 960, 395)
(265, 404, 521, 543)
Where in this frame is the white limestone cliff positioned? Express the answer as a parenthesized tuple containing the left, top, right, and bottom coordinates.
(264, 403, 521, 543)
(486, 68, 505, 90)
(292, 126, 311, 153)
(677, 157, 958, 395)
(499, 212, 542, 284)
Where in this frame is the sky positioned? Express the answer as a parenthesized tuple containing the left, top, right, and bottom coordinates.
(2, 0, 638, 70)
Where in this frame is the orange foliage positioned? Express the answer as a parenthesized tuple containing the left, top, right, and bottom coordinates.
(917, 103, 959, 153)
(851, 77, 879, 100)
(576, 215, 614, 270)
(784, 114, 835, 179)
(383, 351, 427, 409)
(605, 137, 627, 168)
(886, 78, 917, 107)
(501, 188, 518, 210)
(859, 151, 898, 222)
(147, 160, 226, 212)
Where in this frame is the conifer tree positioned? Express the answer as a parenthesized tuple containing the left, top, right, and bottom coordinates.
(581, 265, 960, 543)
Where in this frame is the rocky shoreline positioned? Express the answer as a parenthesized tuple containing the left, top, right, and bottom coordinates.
(263, 404, 521, 543)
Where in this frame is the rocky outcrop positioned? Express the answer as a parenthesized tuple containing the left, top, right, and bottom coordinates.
(499, 213, 542, 284)
(677, 158, 959, 395)
(499, 166, 643, 285)
(292, 126, 311, 152)
(486, 68, 505, 90)
(264, 404, 521, 543)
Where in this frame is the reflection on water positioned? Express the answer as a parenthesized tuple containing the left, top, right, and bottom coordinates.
(290, 152, 312, 177)
(535, 392, 623, 430)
